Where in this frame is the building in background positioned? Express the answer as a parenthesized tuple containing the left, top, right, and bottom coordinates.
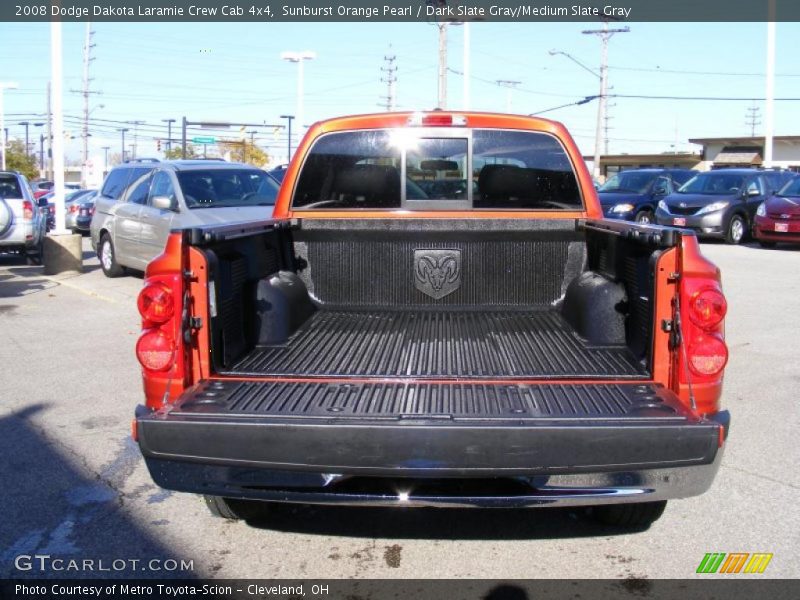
(689, 135, 800, 171)
(585, 152, 702, 181)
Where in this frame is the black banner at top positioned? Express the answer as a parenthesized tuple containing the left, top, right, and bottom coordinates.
(3, 0, 800, 23)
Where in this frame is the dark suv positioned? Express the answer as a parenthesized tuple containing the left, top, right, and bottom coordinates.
(598, 168, 696, 224)
(655, 168, 796, 244)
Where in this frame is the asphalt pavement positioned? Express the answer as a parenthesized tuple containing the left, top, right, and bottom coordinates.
(0, 237, 797, 579)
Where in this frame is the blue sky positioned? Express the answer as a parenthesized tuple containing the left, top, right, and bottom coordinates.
(2, 20, 799, 164)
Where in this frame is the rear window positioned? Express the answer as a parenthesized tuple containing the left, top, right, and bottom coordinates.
(176, 169, 276, 209)
(0, 174, 23, 199)
(291, 128, 582, 211)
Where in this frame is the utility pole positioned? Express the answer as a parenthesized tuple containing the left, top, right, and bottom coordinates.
(162, 118, 175, 152)
(437, 23, 448, 109)
(129, 120, 144, 160)
(582, 22, 629, 180)
(76, 22, 98, 187)
(746, 104, 762, 138)
(379, 49, 397, 111)
(462, 22, 470, 110)
(496, 80, 521, 113)
(604, 102, 616, 154)
(119, 128, 129, 162)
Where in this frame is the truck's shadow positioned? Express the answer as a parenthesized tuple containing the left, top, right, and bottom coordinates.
(245, 503, 646, 540)
(0, 405, 193, 579)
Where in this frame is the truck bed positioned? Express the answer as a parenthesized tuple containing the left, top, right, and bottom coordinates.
(223, 308, 646, 379)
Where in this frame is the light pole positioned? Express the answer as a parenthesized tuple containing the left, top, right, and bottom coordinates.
(280, 51, 315, 139)
(119, 128, 129, 162)
(549, 48, 605, 179)
(102, 145, 110, 174)
(162, 118, 176, 153)
(0, 82, 19, 170)
(19, 121, 30, 156)
(280, 115, 294, 163)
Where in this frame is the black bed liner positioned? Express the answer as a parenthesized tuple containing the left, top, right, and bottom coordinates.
(177, 380, 676, 420)
(224, 309, 647, 379)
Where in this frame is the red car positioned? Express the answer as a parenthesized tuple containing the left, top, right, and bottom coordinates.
(754, 175, 800, 247)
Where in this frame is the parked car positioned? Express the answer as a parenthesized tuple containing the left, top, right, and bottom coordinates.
(753, 174, 800, 247)
(64, 189, 96, 232)
(0, 171, 47, 263)
(267, 164, 288, 183)
(91, 160, 279, 277)
(74, 191, 98, 234)
(31, 180, 54, 199)
(655, 168, 796, 244)
(134, 111, 729, 529)
(598, 168, 695, 224)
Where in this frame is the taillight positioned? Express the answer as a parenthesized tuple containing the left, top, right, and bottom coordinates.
(23, 200, 33, 219)
(136, 329, 176, 371)
(689, 288, 727, 330)
(137, 284, 174, 324)
(69, 204, 78, 213)
(688, 334, 729, 376)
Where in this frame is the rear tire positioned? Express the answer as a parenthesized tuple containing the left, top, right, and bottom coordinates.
(725, 215, 746, 245)
(25, 230, 45, 266)
(758, 240, 777, 248)
(591, 500, 667, 528)
(634, 209, 654, 225)
(203, 495, 264, 521)
(98, 233, 124, 278)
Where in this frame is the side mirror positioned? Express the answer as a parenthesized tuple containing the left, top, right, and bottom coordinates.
(37, 197, 49, 207)
(151, 195, 177, 211)
(653, 185, 668, 196)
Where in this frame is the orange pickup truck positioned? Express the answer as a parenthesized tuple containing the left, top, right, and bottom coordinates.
(133, 112, 729, 528)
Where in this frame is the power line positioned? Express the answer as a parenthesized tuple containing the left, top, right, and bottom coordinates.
(609, 93, 800, 101)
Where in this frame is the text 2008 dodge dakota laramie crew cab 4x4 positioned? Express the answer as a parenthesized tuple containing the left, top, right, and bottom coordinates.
(133, 112, 729, 528)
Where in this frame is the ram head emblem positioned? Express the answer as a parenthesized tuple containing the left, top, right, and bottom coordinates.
(414, 249, 462, 299)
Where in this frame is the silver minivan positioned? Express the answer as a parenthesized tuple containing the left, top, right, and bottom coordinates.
(0, 171, 48, 264)
(91, 160, 279, 277)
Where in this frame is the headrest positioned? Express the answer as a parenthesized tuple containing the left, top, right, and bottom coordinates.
(478, 165, 542, 201)
(333, 164, 401, 204)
